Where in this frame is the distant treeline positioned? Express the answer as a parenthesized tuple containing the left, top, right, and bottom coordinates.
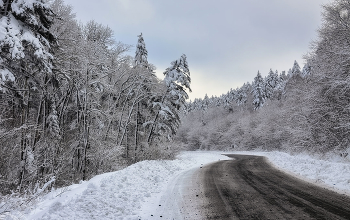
(177, 0, 350, 157)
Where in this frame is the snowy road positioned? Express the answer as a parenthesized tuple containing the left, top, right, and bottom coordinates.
(195, 154, 350, 219)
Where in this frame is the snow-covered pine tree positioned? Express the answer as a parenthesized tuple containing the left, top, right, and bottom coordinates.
(0, 0, 57, 191)
(134, 33, 148, 68)
(272, 71, 286, 100)
(183, 100, 191, 114)
(0, 0, 57, 103)
(146, 54, 191, 144)
(131, 33, 159, 160)
(163, 54, 191, 108)
(252, 71, 266, 110)
(265, 69, 279, 99)
(215, 96, 221, 107)
(291, 60, 302, 76)
(302, 62, 311, 77)
(0, 0, 56, 80)
(209, 95, 215, 108)
(191, 98, 199, 110)
(235, 86, 243, 105)
(229, 88, 236, 103)
(281, 70, 287, 80)
(222, 93, 231, 109)
(235, 83, 249, 107)
(203, 94, 209, 111)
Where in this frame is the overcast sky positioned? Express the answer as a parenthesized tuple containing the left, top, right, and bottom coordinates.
(66, 0, 332, 100)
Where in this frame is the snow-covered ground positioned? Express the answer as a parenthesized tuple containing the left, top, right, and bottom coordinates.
(1, 151, 350, 220)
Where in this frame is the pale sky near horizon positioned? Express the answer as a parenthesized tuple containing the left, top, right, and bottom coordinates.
(66, 0, 332, 100)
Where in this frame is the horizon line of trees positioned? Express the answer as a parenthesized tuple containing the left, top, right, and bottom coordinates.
(177, 0, 350, 158)
(186, 60, 309, 113)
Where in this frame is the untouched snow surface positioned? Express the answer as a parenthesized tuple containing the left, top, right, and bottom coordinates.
(2, 151, 350, 220)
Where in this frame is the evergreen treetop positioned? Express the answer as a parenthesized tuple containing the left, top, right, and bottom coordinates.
(134, 33, 148, 68)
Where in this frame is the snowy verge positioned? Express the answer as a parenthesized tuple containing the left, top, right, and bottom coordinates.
(12, 151, 228, 220)
(2, 151, 350, 220)
(226, 151, 350, 196)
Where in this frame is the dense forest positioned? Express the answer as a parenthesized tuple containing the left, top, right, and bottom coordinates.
(0, 0, 191, 194)
(177, 0, 350, 158)
(1, 0, 350, 199)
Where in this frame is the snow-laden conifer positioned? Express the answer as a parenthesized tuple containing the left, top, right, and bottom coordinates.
(163, 54, 192, 108)
(222, 93, 231, 109)
(252, 71, 266, 110)
(234, 83, 250, 106)
(0, 0, 58, 192)
(264, 69, 279, 99)
(271, 72, 286, 100)
(134, 33, 148, 68)
(209, 95, 215, 108)
(302, 62, 311, 77)
(229, 89, 236, 102)
(146, 54, 191, 144)
(291, 60, 302, 76)
(214, 96, 221, 107)
(202, 94, 210, 110)
(280, 71, 287, 79)
(0, 0, 56, 79)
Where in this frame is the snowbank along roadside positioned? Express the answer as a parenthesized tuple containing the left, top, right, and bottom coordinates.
(16, 151, 228, 220)
(2, 151, 350, 220)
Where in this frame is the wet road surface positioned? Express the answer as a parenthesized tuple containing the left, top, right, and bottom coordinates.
(199, 154, 350, 219)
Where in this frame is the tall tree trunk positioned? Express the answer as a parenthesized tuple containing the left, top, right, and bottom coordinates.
(82, 68, 90, 181)
(19, 77, 29, 191)
(33, 97, 44, 149)
(134, 102, 140, 161)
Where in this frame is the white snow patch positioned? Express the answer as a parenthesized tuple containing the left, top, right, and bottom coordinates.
(0, 68, 15, 82)
(15, 151, 228, 220)
(0, 68, 15, 91)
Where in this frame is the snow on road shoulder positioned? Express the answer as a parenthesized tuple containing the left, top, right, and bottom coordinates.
(227, 151, 350, 196)
(8, 150, 350, 220)
(20, 151, 228, 220)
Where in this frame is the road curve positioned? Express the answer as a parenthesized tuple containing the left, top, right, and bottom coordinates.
(201, 154, 350, 220)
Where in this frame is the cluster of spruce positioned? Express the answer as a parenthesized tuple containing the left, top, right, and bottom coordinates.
(0, 0, 191, 194)
(178, 0, 350, 157)
(187, 60, 310, 113)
